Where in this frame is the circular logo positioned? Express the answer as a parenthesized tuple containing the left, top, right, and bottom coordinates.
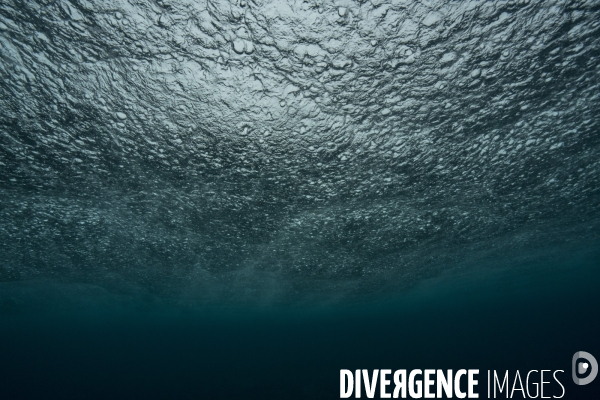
(572, 351, 598, 385)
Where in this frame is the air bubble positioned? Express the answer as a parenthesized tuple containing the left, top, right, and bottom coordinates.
(232, 39, 245, 54)
(116, 112, 127, 120)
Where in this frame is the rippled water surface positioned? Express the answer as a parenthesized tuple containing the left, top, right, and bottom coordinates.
(2, 0, 599, 303)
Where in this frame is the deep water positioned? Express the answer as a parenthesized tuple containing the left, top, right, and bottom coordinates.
(1, 243, 599, 400)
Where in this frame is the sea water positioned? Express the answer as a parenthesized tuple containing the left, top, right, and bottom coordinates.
(1, 0, 599, 398)
(0, 243, 598, 399)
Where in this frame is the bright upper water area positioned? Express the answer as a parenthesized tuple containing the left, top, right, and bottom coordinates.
(1, 0, 599, 305)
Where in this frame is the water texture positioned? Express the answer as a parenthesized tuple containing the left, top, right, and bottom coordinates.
(1, 1, 600, 398)
(2, 0, 599, 303)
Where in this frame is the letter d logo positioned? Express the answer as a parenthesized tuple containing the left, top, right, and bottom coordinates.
(572, 351, 598, 385)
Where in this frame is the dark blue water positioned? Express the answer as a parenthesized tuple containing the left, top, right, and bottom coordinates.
(1, 245, 598, 399)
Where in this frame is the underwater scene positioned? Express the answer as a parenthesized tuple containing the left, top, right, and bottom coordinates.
(0, 0, 599, 398)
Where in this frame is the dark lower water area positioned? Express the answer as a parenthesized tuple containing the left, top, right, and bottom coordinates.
(0, 243, 599, 400)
